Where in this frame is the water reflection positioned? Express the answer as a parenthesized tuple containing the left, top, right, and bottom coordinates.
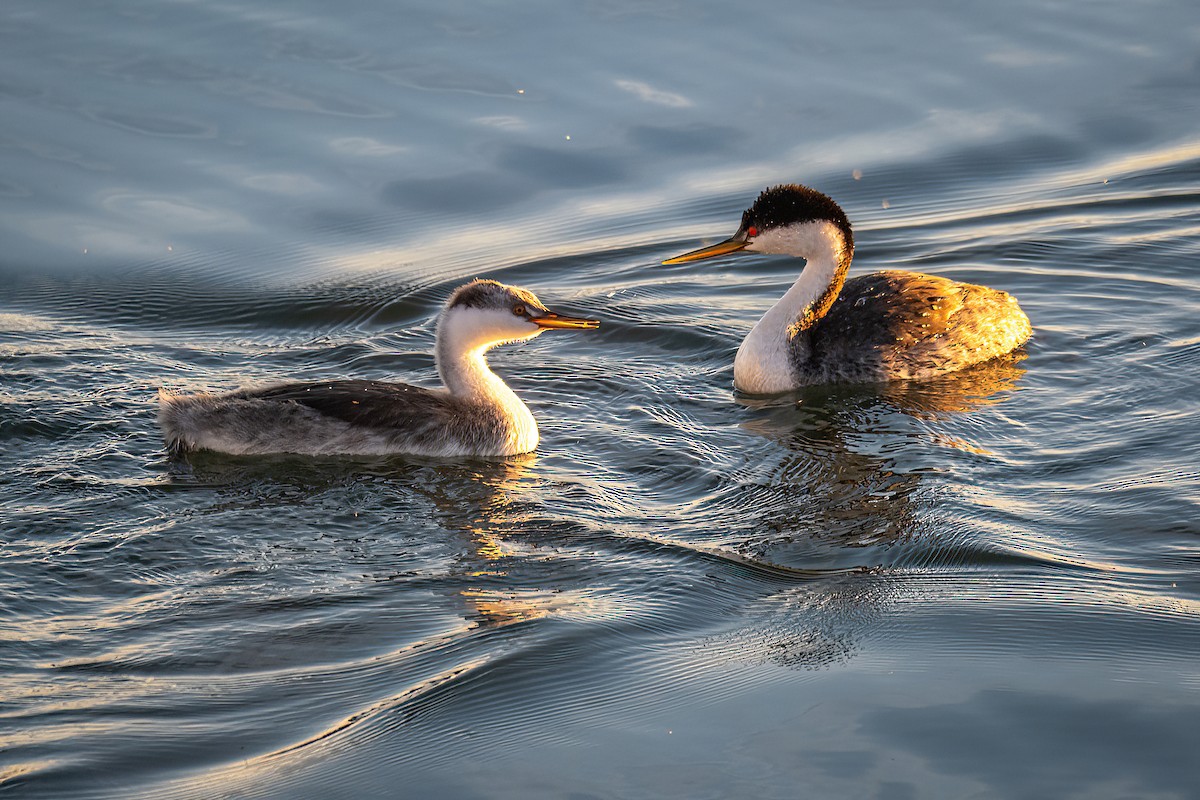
(407, 454, 585, 630)
(739, 352, 1027, 420)
(698, 356, 1028, 668)
(171, 450, 577, 632)
(880, 354, 1027, 417)
(732, 354, 1025, 565)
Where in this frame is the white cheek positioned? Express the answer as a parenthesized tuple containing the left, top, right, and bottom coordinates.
(748, 221, 845, 258)
(441, 308, 543, 349)
(515, 322, 543, 341)
(500, 316, 543, 343)
(746, 227, 788, 255)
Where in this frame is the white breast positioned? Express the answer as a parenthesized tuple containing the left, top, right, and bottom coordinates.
(733, 326, 799, 394)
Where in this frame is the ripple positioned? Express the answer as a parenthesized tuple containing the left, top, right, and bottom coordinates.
(84, 110, 216, 139)
(362, 58, 521, 97)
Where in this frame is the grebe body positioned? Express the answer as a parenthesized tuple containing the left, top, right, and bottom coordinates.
(158, 280, 598, 457)
(664, 184, 1032, 394)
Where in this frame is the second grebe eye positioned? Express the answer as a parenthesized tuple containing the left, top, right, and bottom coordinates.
(747, 225, 758, 238)
(512, 304, 526, 316)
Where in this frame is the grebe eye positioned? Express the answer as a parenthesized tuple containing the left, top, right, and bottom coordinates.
(512, 304, 526, 316)
(747, 226, 758, 238)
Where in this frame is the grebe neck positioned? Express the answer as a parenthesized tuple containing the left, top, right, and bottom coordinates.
(733, 221, 852, 394)
(435, 323, 539, 450)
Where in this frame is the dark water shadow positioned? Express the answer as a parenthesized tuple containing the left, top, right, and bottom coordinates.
(693, 356, 1028, 668)
(164, 448, 533, 518)
(734, 355, 1027, 551)
(729, 355, 1026, 568)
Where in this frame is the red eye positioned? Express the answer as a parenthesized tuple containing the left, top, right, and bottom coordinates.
(747, 226, 758, 237)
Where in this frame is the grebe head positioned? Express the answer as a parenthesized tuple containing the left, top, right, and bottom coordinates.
(438, 279, 599, 352)
(662, 184, 854, 264)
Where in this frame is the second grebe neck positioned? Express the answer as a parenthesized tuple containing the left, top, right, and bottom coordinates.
(735, 220, 851, 394)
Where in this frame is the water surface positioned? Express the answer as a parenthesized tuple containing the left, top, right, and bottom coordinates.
(2, 0, 1199, 797)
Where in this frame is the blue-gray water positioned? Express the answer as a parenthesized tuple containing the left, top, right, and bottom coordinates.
(3, 1, 1200, 797)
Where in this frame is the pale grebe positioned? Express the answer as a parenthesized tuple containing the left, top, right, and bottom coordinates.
(663, 184, 1033, 394)
(158, 280, 599, 457)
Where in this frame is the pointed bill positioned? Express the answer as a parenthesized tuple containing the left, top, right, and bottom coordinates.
(531, 311, 600, 330)
(662, 234, 748, 265)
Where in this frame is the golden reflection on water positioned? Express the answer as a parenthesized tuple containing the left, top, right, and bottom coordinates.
(453, 454, 536, 550)
(460, 587, 622, 629)
(419, 453, 579, 626)
(460, 588, 551, 626)
(735, 352, 1025, 419)
(734, 354, 1026, 466)
(431, 455, 633, 629)
(880, 354, 1027, 418)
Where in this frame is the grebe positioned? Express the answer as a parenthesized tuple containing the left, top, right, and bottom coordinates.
(158, 280, 599, 457)
(663, 184, 1032, 394)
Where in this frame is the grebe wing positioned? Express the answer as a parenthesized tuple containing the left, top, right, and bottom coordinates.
(818, 272, 968, 343)
(233, 380, 460, 428)
(811, 271, 1028, 377)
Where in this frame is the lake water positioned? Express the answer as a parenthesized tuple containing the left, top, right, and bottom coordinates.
(2, 0, 1199, 797)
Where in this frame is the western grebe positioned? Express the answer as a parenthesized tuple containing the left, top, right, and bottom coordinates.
(663, 184, 1032, 394)
(158, 280, 599, 457)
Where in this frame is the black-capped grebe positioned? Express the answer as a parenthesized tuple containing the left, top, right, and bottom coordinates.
(158, 280, 599, 457)
(663, 184, 1032, 394)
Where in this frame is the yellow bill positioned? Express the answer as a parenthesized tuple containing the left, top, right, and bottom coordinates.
(661, 235, 748, 265)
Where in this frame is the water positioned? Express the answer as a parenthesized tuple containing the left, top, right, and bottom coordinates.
(2, 0, 1199, 797)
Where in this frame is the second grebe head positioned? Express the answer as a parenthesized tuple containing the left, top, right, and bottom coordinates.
(662, 184, 854, 264)
(438, 279, 599, 352)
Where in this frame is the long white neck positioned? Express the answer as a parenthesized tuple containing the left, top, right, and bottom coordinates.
(733, 221, 850, 394)
(435, 314, 538, 452)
